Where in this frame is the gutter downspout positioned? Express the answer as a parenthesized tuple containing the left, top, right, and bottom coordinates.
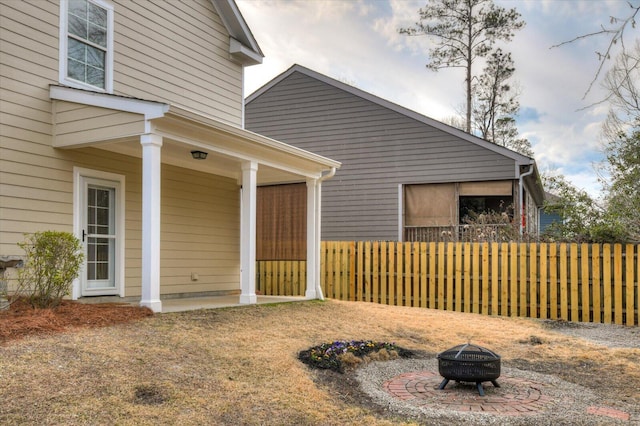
(314, 167, 336, 300)
(519, 164, 535, 237)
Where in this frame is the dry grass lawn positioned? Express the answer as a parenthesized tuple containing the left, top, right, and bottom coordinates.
(1, 299, 639, 425)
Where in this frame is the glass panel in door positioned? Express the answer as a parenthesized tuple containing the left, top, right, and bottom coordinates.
(85, 184, 116, 290)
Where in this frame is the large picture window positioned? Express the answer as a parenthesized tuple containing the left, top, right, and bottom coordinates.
(60, 0, 113, 92)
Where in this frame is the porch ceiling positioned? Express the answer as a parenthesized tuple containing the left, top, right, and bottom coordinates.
(97, 137, 305, 184)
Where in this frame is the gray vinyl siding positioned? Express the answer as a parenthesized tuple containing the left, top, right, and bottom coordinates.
(246, 72, 518, 240)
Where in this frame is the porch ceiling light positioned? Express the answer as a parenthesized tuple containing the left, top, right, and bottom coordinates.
(191, 150, 208, 160)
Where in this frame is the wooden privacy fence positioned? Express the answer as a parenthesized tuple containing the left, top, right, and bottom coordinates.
(257, 242, 640, 326)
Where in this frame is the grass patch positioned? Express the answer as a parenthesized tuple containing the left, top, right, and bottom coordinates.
(1, 299, 639, 425)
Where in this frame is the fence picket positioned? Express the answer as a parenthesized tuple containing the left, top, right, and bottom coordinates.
(603, 244, 612, 324)
(428, 242, 436, 309)
(626, 244, 635, 326)
(472, 243, 480, 313)
(560, 244, 569, 320)
(380, 241, 387, 305)
(388, 242, 395, 306)
(373, 241, 379, 305)
(404, 242, 412, 306)
(570, 244, 580, 322)
(455, 243, 463, 312)
(481, 243, 500, 315)
(500, 243, 508, 316)
(519, 243, 528, 317)
(413, 242, 420, 307)
(614, 244, 623, 325)
(420, 242, 427, 308)
(592, 244, 601, 323)
(539, 244, 547, 319)
(510, 243, 518, 317)
(438, 242, 445, 310)
(464, 242, 471, 313)
(529, 244, 537, 319)
(397, 243, 404, 306)
(549, 244, 558, 320)
(581, 243, 590, 322)
(446, 243, 454, 311)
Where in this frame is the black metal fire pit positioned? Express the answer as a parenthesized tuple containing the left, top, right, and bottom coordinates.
(437, 343, 501, 396)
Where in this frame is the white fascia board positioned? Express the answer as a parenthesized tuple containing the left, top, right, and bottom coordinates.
(50, 85, 169, 120)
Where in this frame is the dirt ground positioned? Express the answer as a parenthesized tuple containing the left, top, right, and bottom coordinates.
(1, 299, 638, 425)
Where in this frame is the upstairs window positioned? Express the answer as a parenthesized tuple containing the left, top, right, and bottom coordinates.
(60, 0, 113, 92)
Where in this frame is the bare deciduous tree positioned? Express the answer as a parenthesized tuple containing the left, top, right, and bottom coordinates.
(400, 0, 524, 133)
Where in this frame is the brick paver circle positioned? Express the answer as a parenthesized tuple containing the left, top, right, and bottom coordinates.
(383, 370, 555, 416)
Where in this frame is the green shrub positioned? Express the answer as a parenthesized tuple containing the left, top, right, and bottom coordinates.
(17, 231, 84, 308)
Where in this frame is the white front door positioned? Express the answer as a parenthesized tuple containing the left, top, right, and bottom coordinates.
(79, 175, 122, 296)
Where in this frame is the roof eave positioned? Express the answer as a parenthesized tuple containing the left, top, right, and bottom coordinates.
(210, 0, 264, 62)
(247, 64, 534, 165)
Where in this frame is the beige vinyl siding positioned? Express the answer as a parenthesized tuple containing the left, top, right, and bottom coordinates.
(113, 0, 244, 126)
(1, 0, 245, 292)
(159, 165, 240, 296)
(52, 101, 145, 146)
(1, 1, 59, 254)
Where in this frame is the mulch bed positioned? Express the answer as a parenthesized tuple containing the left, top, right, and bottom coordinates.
(0, 298, 153, 344)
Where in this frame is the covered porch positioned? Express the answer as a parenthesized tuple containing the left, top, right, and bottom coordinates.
(50, 85, 340, 313)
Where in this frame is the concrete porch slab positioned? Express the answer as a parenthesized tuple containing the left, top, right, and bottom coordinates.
(161, 295, 308, 313)
(77, 294, 309, 313)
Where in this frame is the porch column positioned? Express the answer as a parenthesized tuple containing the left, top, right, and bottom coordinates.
(140, 133, 162, 313)
(240, 161, 258, 304)
(305, 178, 321, 299)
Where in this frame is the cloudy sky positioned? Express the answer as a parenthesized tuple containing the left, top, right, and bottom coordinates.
(236, 0, 638, 198)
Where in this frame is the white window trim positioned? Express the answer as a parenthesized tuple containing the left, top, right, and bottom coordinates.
(72, 167, 125, 299)
(59, 0, 114, 93)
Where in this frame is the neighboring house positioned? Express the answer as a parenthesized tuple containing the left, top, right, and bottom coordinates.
(0, 1, 339, 312)
(246, 65, 545, 244)
(539, 192, 564, 234)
